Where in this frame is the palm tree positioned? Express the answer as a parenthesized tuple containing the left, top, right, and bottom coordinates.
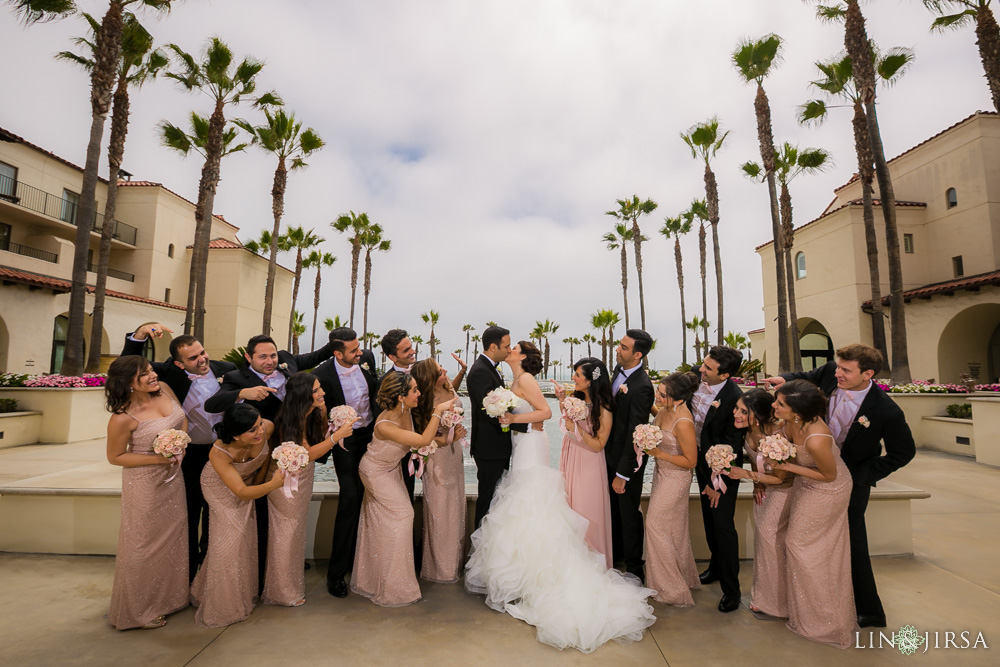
(681, 117, 730, 345)
(733, 33, 790, 372)
(687, 317, 711, 360)
(359, 223, 390, 344)
(686, 199, 711, 353)
(57, 11, 167, 372)
(724, 331, 749, 353)
(236, 108, 324, 335)
(922, 1, 1000, 112)
(530, 322, 545, 350)
(538, 319, 560, 371)
(411, 334, 424, 358)
(421, 310, 439, 359)
(606, 310, 622, 365)
(244, 229, 286, 257)
(471, 333, 481, 359)
(291, 310, 306, 352)
(602, 223, 634, 329)
(659, 211, 694, 364)
(431, 337, 443, 362)
(282, 226, 322, 351)
(563, 336, 581, 367)
(163, 37, 278, 340)
(485, 320, 498, 327)
(590, 310, 611, 367)
(323, 315, 346, 331)
(330, 210, 371, 328)
(8, 0, 174, 374)
(462, 324, 475, 364)
(364, 332, 379, 350)
(799, 49, 913, 366)
(582, 333, 596, 358)
(605, 196, 657, 330)
(302, 250, 336, 352)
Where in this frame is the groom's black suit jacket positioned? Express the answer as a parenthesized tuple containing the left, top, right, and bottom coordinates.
(781, 361, 915, 485)
(690, 374, 744, 490)
(467, 354, 525, 461)
(120, 336, 235, 409)
(310, 350, 380, 418)
(605, 365, 655, 479)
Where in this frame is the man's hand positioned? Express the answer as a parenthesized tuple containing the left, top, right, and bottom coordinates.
(612, 477, 627, 494)
(702, 485, 721, 508)
(133, 323, 173, 341)
(763, 376, 786, 389)
(239, 386, 278, 402)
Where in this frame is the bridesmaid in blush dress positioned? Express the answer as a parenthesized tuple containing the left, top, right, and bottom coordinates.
(190, 404, 285, 628)
(726, 389, 793, 618)
(263, 373, 356, 606)
(351, 371, 459, 606)
(411, 357, 468, 583)
(643, 372, 700, 606)
(552, 357, 615, 569)
(106, 356, 189, 630)
(770, 380, 856, 649)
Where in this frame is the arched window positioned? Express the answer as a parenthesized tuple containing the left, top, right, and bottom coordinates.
(795, 252, 806, 279)
(167, 243, 174, 258)
(946, 187, 958, 209)
(50, 314, 68, 374)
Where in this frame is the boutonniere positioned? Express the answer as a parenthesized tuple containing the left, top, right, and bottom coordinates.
(278, 363, 289, 371)
(711, 400, 720, 409)
(217, 377, 224, 385)
(620, 385, 629, 395)
(857, 416, 870, 429)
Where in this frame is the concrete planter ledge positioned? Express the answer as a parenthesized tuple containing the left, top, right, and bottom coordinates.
(0, 387, 106, 443)
(0, 410, 43, 449)
(968, 397, 1000, 466)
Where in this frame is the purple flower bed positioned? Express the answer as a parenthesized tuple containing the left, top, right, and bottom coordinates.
(16, 374, 107, 388)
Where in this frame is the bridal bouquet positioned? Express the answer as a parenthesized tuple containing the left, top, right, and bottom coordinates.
(562, 396, 589, 423)
(758, 434, 795, 462)
(272, 442, 310, 498)
(327, 405, 358, 450)
(706, 444, 736, 493)
(632, 424, 663, 472)
(153, 428, 191, 482)
(440, 405, 468, 447)
(409, 443, 438, 479)
(483, 387, 519, 432)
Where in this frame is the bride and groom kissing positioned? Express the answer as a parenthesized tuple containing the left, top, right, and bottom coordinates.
(463, 324, 657, 654)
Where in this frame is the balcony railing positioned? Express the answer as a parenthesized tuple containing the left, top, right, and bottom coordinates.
(87, 263, 135, 282)
(0, 240, 59, 263)
(0, 174, 137, 245)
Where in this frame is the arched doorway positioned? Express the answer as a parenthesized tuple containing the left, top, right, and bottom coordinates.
(937, 304, 1000, 384)
(797, 318, 835, 372)
(50, 313, 104, 374)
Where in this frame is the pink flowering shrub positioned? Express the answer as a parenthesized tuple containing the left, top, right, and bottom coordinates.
(22, 374, 107, 388)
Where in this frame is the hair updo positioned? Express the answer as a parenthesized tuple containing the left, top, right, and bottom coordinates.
(660, 371, 700, 404)
(776, 379, 828, 423)
(377, 371, 413, 411)
(518, 340, 543, 376)
(214, 403, 262, 444)
(739, 388, 775, 428)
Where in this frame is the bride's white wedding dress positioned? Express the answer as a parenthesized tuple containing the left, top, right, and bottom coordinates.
(465, 399, 656, 653)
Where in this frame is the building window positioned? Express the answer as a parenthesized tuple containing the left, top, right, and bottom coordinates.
(946, 187, 958, 209)
(953, 255, 964, 278)
(904, 234, 914, 254)
(60, 189, 80, 224)
(167, 243, 174, 258)
(164, 288, 171, 303)
(795, 252, 806, 279)
(0, 161, 16, 201)
(0, 222, 10, 251)
(50, 314, 68, 374)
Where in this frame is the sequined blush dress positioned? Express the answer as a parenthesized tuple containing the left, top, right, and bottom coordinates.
(108, 399, 189, 630)
(420, 420, 467, 583)
(559, 416, 613, 569)
(745, 432, 793, 618)
(262, 454, 315, 605)
(351, 419, 421, 606)
(190, 443, 267, 628)
(785, 433, 857, 649)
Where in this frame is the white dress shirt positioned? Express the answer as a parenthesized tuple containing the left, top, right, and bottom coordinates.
(692, 380, 726, 441)
(337, 360, 373, 427)
(183, 370, 223, 444)
(611, 364, 639, 395)
(828, 381, 872, 448)
(250, 367, 287, 401)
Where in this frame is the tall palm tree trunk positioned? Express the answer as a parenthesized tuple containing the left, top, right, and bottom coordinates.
(631, 223, 646, 330)
(288, 249, 303, 350)
(977, 6, 1000, 112)
(63, 1, 125, 376)
(544, 339, 550, 371)
(780, 182, 803, 371)
(845, 0, 910, 383)
(705, 164, 724, 345)
(348, 241, 360, 326)
(86, 81, 129, 372)
(699, 222, 708, 353)
(362, 250, 372, 344)
(569, 342, 574, 366)
(311, 267, 321, 352)
(262, 158, 286, 335)
(674, 236, 688, 365)
(619, 246, 630, 329)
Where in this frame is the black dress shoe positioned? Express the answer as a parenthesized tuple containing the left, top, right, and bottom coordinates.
(718, 594, 740, 613)
(699, 568, 718, 585)
(304, 561, 311, 570)
(858, 614, 887, 628)
(328, 577, 348, 598)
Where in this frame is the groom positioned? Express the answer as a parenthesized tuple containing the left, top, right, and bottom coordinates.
(605, 330, 655, 582)
(468, 324, 526, 529)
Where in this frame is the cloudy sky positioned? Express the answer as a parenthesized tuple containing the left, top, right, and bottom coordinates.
(2, 0, 991, 373)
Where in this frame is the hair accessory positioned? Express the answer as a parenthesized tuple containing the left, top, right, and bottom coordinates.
(591, 367, 601, 381)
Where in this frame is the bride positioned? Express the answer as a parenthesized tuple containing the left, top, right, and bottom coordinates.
(464, 341, 656, 653)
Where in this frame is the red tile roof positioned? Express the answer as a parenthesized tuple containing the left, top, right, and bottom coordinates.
(185, 237, 244, 250)
(862, 270, 1000, 310)
(0, 265, 185, 311)
(117, 180, 240, 231)
(747, 328, 765, 335)
(755, 200, 926, 251)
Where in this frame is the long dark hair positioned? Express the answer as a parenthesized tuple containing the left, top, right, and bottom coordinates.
(572, 357, 614, 433)
(105, 355, 160, 415)
(273, 372, 326, 447)
(214, 403, 261, 444)
(740, 388, 775, 431)
(410, 358, 443, 432)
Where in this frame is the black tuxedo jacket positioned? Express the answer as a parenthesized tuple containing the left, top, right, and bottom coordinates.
(467, 354, 525, 461)
(605, 365, 655, 479)
(120, 335, 235, 407)
(781, 361, 915, 485)
(691, 371, 744, 489)
(205, 346, 334, 422)
(311, 349, 380, 418)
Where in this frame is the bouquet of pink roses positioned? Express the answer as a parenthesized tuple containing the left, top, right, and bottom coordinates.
(754, 433, 795, 475)
(409, 443, 438, 479)
(483, 387, 519, 432)
(559, 396, 589, 441)
(327, 405, 358, 450)
(631, 423, 663, 472)
(272, 441, 310, 498)
(440, 404, 467, 447)
(706, 444, 736, 492)
(153, 428, 191, 482)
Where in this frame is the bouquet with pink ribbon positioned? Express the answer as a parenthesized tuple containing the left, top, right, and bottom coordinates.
(559, 396, 589, 441)
(632, 424, 662, 472)
(706, 444, 736, 493)
(483, 387, 519, 431)
(756, 433, 794, 474)
(409, 443, 438, 479)
(152, 428, 191, 482)
(272, 442, 310, 498)
(327, 405, 358, 450)
(440, 404, 467, 447)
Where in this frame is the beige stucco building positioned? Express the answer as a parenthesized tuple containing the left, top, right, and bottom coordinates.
(0, 125, 293, 373)
(754, 111, 1000, 383)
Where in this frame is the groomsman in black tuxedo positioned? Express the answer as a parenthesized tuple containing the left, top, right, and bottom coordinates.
(310, 327, 380, 598)
(468, 325, 526, 529)
(605, 330, 655, 582)
(691, 345, 744, 612)
(119, 322, 235, 581)
(767, 343, 915, 628)
(379, 329, 418, 502)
